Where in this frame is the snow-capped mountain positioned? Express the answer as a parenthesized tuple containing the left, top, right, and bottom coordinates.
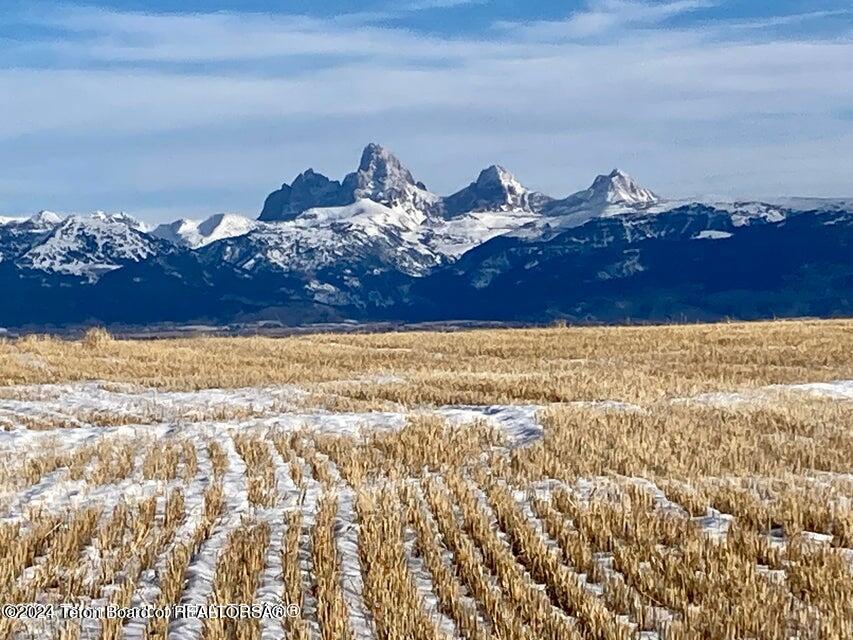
(28, 210, 63, 226)
(204, 199, 442, 284)
(542, 169, 659, 218)
(17, 212, 166, 280)
(260, 169, 348, 222)
(343, 143, 443, 220)
(0, 210, 61, 228)
(260, 143, 441, 222)
(443, 165, 551, 217)
(0, 211, 62, 263)
(3, 143, 851, 327)
(151, 213, 256, 249)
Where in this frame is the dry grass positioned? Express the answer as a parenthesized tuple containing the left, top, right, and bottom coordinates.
(1, 319, 850, 405)
(100, 490, 185, 640)
(402, 484, 491, 640)
(503, 399, 853, 481)
(442, 473, 579, 640)
(207, 440, 229, 481)
(233, 434, 278, 507)
(313, 492, 352, 640)
(205, 519, 270, 640)
(422, 477, 537, 640)
(81, 327, 113, 350)
(314, 416, 504, 485)
(147, 484, 225, 639)
(358, 487, 445, 640)
(282, 509, 311, 639)
(1, 319, 851, 639)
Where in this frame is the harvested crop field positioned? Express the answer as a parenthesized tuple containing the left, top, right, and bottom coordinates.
(0, 319, 851, 639)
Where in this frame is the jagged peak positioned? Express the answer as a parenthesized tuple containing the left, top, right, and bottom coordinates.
(342, 143, 440, 219)
(88, 210, 136, 222)
(355, 143, 417, 185)
(477, 164, 513, 183)
(261, 143, 441, 221)
(588, 169, 659, 207)
(590, 168, 632, 188)
(476, 165, 526, 193)
(443, 164, 537, 217)
(359, 142, 396, 168)
(293, 167, 332, 182)
(289, 168, 340, 192)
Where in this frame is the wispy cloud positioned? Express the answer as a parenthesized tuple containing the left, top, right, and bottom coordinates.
(724, 9, 851, 30)
(497, 0, 716, 40)
(401, 0, 488, 11)
(4, 5, 515, 66)
(0, 2, 851, 221)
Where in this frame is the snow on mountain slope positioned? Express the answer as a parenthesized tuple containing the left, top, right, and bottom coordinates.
(90, 210, 149, 232)
(207, 195, 548, 283)
(152, 213, 255, 249)
(428, 210, 541, 258)
(161, 157, 819, 290)
(260, 169, 348, 222)
(694, 230, 733, 240)
(205, 199, 441, 278)
(0, 211, 62, 263)
(443, 165, 551, 217)
(703, 201, 788, 226)
(765, 197, 853, 212)
(543, 169, 660, 220)
(595, 169, 659, 207)
(259, 143, 442, 222)
(29, 211, 63, 226)
(9, 143, 847, 301)
(342, 143, 443, 220)
(18, 212, 165, 280)
(4, 145, 852, 328)
(252, 147, 611, 281)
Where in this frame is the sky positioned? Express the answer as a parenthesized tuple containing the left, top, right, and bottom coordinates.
(1, 0, 852, 223)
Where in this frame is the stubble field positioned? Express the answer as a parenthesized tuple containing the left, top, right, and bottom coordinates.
(0, 319, 851, 639)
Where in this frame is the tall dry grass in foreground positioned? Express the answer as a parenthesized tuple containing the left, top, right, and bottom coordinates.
(1, 320, 851, 639)
(4, 411, 847, 636)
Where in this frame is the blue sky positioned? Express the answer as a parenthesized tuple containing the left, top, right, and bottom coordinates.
(1, 1, 851, 222)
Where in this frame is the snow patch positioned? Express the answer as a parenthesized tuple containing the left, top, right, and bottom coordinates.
(152, 213, 255, 249)
(694, 230, 733, 240)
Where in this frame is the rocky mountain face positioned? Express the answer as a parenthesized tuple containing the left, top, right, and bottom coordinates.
(259, 143, 441, 222)
(260, 169, 348, 222)
(342, 143, 443, 220)
(2, 143, 851, 328)
(536, 169, 661, 228)
(443, 165, 551, 217)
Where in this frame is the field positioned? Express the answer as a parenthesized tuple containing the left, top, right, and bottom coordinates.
(0, 319, 851, 639)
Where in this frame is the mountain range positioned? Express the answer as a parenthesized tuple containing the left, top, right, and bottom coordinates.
(2, 144, 851, 328)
